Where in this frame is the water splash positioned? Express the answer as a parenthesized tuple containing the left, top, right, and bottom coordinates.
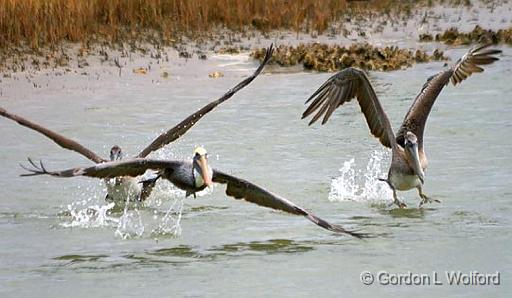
(115, 208, 145, 239)
(329, 150, 393, 203)
(59, 175, 191, 239)
(58, 148, 208, 239)
(60, 183, 119, 228)
(151, 196, 185, 238)
(115, 195, 145, 239)
(61, 202, 118, 228)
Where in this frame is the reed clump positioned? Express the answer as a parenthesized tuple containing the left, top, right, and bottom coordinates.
(252, 43, 448, 72)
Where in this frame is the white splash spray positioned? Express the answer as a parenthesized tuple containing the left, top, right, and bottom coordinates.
(151, 196, 185, 237)
(59, 148, 213, 238)
(329, 150, 393, 203)
(60, 183, 119, 228)
(61, 202, 118, 228)
(115, 193, 144, 239)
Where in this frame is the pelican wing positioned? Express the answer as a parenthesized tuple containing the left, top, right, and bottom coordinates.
(0, 107, 106, 163)
(212, 169, 365, 238)
(20, 158, 181, 179)
(136, 44, 274, 158)
(302, 67, 396, 149)
(396, 43, 501, 146)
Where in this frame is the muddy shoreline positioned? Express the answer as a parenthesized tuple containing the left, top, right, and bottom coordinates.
(0, 0, 510, 100)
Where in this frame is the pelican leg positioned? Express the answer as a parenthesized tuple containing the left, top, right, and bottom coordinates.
(138, 175, 161, 202)
(417, 186, 441, 208)
(392, 188, 407, 209)
(380, 178, 407, 208)
(185, 191, 197, 198)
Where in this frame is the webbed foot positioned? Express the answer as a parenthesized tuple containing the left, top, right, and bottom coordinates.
(390, 188, 407, 209)
(418, 194, 441, 208)
(388, 197, 407, 208)
(395, 199, 407, 209)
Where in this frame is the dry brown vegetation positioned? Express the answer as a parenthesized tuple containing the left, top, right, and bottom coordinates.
(0, 0, 454, 52)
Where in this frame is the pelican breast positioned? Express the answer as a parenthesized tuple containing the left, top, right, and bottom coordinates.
(389, 171, 422, 191)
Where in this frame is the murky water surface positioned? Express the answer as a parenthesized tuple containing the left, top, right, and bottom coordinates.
(1, 47, 511, 297)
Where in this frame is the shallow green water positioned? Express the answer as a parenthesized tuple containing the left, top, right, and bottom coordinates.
(1, 47, 511, 297)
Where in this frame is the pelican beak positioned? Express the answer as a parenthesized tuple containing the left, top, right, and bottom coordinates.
(198, 155, 213, 188)
(406, 143, 425, 184)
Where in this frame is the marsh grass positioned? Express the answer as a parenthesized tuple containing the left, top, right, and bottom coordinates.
(1, 0, 455, 53)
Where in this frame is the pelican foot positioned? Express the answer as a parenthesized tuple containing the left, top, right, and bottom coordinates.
(418, 195, 441, 208)
(391, 188, 407, 208)
(394, 198, 407, 209)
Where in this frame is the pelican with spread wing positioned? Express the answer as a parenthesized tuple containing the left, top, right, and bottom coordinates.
(2, 45, 273, 204)
(21, 147, 365, 238)
(302, 44, 501, 208)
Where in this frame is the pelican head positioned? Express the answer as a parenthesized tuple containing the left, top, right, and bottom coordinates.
(110, 145, 123, 161)
(404, 132, 424, 184)
(193, 147, 213, 188)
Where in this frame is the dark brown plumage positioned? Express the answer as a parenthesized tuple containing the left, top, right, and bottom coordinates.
(302, 67, 396, 149)
(395, 44, 502, 147)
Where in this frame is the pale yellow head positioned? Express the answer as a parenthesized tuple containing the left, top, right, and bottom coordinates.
(194, 146, 208, 156)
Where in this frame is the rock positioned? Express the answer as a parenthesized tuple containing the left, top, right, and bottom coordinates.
(435, 27, 460, 44)
(55, 56, 69, 67)
(419, 33, 433, 42)
(209, 71, 224, 78)
(77, 58, 89, 68)
(427, 25, 511, 45)
(252, 43, 448, 72)
(133, 67, 147, 74)
(432, 49, 445, 61)
(179, 51, 192, 58)
(217, 47, 240, 54)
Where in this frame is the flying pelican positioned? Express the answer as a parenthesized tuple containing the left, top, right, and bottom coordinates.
(301, 43, 501, 208)
(1, 45, 273, 204)
(20, 147, 365, 238)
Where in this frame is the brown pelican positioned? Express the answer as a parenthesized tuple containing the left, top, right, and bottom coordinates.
(302, 44, 501, 208)
(20, 147, 365, 238)
(1, 45, 273, 204)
